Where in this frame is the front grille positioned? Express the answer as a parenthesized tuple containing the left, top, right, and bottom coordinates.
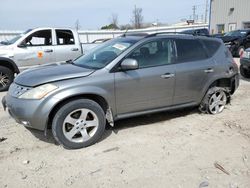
(9, 83, 31, 98)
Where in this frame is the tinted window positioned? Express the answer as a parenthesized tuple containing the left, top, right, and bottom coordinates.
(202, 40, 221, 57)
(127, 40, 174, 68)
(56, 30, 75, 45)
(175, 39, 207, 63)
(23, 30, 52, 46)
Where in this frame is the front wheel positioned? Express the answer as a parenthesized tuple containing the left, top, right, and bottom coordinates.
(240, 65, 250, 78)
(199, 87, 228, 114)
(52, 99, 106, 149)
(0, 66, 14, 92)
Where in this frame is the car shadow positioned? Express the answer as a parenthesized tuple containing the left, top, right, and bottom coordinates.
(109, 107, 198, 134)
(26, 128, 59, 145)
(27, 107, 199, 147)
(240, 75, 250, 82)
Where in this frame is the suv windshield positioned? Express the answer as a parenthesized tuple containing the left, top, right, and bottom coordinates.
(74, 38, 137, 69)
(0, 29, 32, 45)
(224, 30, 247, 37)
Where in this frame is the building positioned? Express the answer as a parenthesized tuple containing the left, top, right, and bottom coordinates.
(210, 0, 250, 34)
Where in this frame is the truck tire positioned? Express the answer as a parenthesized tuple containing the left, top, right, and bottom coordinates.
(240, 65, 250, 78)
(0, 66, 14, 92)
(52, 99, 106, 149)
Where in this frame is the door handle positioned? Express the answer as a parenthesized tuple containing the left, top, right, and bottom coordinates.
(44, 49, 53, 53)
(204, 68, 214, 73)
(71, 48, 79, 51)
(161, 73, 175, 79)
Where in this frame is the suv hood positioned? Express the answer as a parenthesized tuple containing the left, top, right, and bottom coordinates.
(14, 63, 95, 87)
(220, 36, 240, 43)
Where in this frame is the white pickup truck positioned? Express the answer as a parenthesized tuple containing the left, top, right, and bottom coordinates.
(0, 27, 104, 91)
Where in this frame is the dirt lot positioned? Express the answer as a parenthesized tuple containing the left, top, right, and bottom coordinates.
(0, 59, 250, 188)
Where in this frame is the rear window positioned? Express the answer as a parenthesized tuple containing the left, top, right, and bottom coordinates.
(202, 40, 221, 57)
(175, 39, 207, 63)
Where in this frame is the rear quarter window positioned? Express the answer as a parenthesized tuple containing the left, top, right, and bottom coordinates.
(202, 40, 221, 57)
(175, 39, 207, 63)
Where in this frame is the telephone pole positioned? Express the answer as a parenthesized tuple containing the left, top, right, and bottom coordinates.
(192, 5, 196, 22)
(204, 0, 209, 23)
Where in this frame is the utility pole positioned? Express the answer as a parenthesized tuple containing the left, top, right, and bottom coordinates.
(205, 0, 209, 23)
(192, 5, 196, 22)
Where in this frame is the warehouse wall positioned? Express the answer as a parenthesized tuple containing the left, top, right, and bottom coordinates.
(210, 0, 250, 34)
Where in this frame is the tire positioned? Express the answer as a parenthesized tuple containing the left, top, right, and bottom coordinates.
(240, 65, 250, 78)
(52, 99, 106, 149)
(199, 87, 228, 115)
(0, 66, 14, 92)
(237, 46, 245, 57)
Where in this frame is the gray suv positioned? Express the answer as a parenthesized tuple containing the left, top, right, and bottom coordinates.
(2, 33, 239, 149)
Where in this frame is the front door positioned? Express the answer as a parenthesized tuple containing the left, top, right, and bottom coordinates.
(14, 29, 55, 68)
(115, 39, 176, 114)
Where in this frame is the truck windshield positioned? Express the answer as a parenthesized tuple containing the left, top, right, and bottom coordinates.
(224, 30, 247, 37)
(0, 29, 32, 45)
(73, 38, 137, 69)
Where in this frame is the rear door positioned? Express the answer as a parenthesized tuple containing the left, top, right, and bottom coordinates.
(173, 38, 216, 105)
(54, 29, 82, 62)
(115, 39, 176, 114)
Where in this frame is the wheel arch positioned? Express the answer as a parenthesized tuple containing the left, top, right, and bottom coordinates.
(200, 76, 237, 102)
(46, 93, 109, 130)
(0, 57, 19, 73)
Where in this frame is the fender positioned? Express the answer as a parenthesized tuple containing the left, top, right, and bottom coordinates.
(0, 57, 20, 73)
(37, 85, 115, 134)
(199, 74, 237, 102)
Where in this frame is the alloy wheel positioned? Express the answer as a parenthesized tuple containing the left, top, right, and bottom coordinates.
(208, 90, 227, 114)
(0, 72, 9, 89)
(62, 108, 99, 143)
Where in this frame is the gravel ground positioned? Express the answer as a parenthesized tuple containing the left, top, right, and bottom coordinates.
(0, 59, 249, 188)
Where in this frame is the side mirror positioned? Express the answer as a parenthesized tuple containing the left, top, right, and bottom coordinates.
(120, 58, 139, 71)
(17, 42, 27, 48)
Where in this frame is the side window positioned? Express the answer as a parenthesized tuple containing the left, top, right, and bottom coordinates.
(127, 39, 173, 68)
(202, 40, 221, 57)
(24, 30, 52, 46)
(56, 30, 75, 45)
(175, 39, 207, 63)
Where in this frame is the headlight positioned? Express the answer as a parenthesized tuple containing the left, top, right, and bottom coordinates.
(19, 84, 58, 99)
(242, 51, 250, 59)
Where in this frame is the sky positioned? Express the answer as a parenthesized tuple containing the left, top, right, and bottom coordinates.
(0, 0, 208, 30)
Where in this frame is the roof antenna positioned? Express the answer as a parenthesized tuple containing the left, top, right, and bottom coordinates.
(122, 27, 129, 37)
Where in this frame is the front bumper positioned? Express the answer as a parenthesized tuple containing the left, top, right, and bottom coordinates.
(2, 93, 50, 131)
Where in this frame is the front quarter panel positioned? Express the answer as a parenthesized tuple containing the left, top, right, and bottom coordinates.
(40, 70, 115, 126)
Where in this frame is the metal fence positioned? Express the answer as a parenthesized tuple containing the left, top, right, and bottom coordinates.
(0, 24, 208, 43)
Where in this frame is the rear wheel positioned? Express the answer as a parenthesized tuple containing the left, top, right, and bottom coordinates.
(52, 99, 106, 149)
(0, 66, 14, 92)
(199, 87, 228, 114)
(240, 65, 250, 78)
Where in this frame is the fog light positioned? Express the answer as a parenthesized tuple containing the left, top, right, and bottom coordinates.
(21, 121, 30, 126)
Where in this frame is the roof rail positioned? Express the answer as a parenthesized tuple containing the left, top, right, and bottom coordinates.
(122, 32, 149, 37)
(145, 32, 195, 38)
